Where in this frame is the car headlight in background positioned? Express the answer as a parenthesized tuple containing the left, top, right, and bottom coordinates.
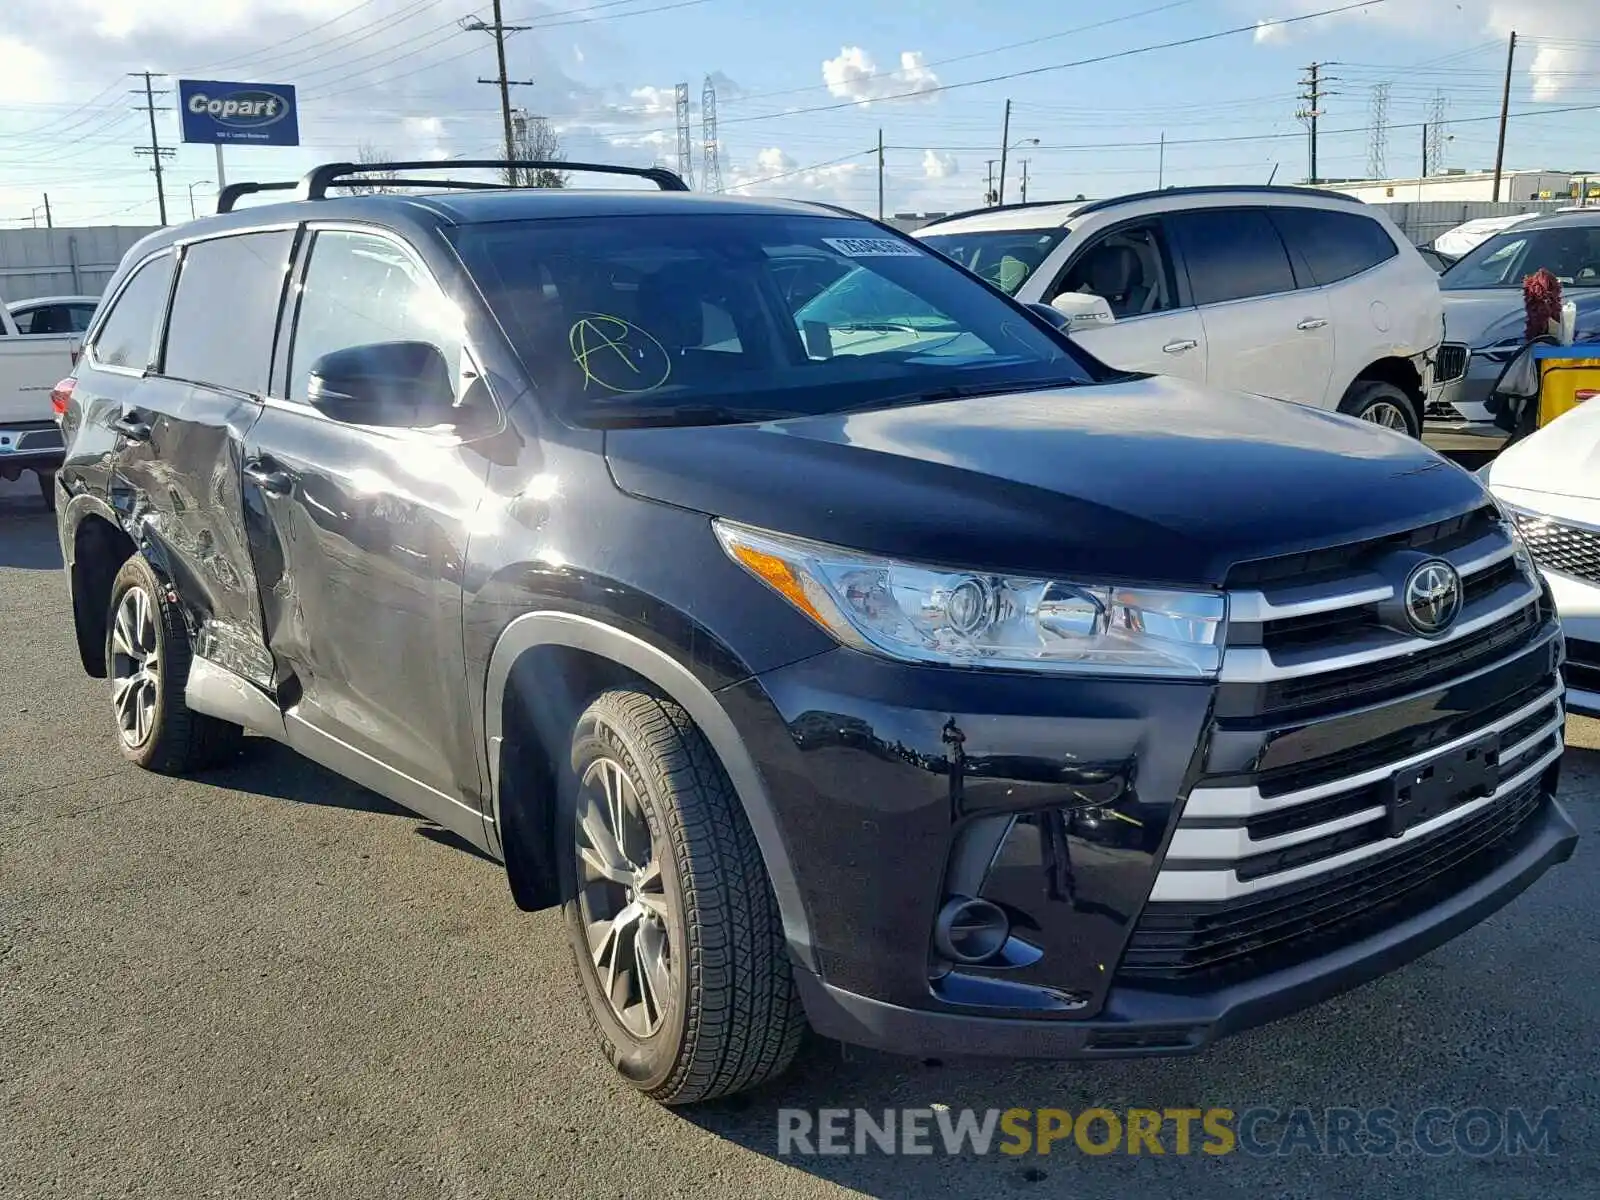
(715, 521, 1226, 677)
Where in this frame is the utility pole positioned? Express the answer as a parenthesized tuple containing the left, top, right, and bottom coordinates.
(41, 193, 52, 229)
(985, 159, 997, 206)
(877, 128, 884, 220)
(997, 99, 1013, 205)
(130, 71, 172, 226)
(1492, 30, 1517, 202)
(1020, 159, 1030, 203)
(463, 2, 532, 183)
(1297, 62, 1335, 185)
(1158, 132, 1165, 189)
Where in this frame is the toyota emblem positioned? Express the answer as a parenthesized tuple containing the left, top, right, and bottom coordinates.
(1402, 559, 1462, 636)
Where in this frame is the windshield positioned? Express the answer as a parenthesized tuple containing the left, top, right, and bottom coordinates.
(449, 214, 1091, 425)
(917, 227, 1069, 295)
(1440, 222, 1600, 290)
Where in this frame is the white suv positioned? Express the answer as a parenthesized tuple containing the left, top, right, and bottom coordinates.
(916, 185, 1444, 436)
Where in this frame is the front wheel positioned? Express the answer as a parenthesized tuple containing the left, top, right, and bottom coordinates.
(105, 554, 243, 773)
(1339, 379, 1420, 437)
(562, 688, 806, 1105)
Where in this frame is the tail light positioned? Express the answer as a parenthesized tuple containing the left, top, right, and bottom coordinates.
(50, 377, 76, 421)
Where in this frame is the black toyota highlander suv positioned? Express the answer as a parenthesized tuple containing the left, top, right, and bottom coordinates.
(54, 159, 1576, 1104)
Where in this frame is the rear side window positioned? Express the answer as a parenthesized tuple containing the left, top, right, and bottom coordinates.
(164, 230, 294, 395)
(1270, 207, 1399, 285)
(91, 254, 175, 370)
(1169, 209, 1296, 306)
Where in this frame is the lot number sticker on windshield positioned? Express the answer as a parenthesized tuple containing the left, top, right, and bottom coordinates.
(822, 237, 922, 258)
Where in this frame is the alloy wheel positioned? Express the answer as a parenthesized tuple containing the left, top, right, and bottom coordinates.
(575, 755, 675, 1038)
(110, 586, 160, 748)
(1360, 400, 1413, 431)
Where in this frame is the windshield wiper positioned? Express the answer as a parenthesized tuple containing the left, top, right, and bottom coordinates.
(581, 403, 806, 429)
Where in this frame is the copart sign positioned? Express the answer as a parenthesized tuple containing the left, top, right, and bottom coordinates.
(177, 79, 300, 146)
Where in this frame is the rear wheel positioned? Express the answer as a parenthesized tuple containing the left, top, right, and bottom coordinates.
(1339, 379, 1420, 437)
(562, 687, 805, 1105)
(105, 554, 242, 773)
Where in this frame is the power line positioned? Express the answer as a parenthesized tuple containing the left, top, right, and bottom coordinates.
(711, 0, 1389, 129)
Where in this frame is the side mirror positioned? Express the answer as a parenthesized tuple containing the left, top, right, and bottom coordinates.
(306, 341, 457, 428)
(1049, 291, 1116, 332)
(1025, 302, 1072, 332)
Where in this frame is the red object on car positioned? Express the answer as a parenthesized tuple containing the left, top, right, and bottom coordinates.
(49, 377, 75, 420)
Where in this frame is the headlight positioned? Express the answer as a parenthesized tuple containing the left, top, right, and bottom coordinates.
(715, 521, 1226, 677)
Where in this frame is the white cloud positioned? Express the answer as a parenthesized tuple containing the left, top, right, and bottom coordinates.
(821, 46, 940, 106)
(0, 36, 58, 105)
(726, 146, 865, 197)
(629, 85, 678, 115)
(607, 129, 673, 151)
(573, 45, 585, 64)
(1253, 18, 1288, 44)
(922, 150, 958, 180)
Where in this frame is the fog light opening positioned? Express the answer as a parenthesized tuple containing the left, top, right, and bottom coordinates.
(934, 895, 1011, 965)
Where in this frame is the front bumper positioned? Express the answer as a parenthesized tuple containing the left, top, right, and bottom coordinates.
(795, 796, 1576, 1058)
(723, 601, 1571, 1058)
(1427, 352, 1505, 435)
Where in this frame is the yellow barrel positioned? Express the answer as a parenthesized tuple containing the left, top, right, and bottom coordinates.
(1534, 346, 1600, 428)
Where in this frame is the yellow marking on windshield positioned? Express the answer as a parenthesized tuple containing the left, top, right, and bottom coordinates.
(568, 313, 671, 394)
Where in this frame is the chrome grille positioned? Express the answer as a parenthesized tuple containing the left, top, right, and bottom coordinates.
(1512, 511, 1600, 587)
(1141, 510, 1552, 915)
(1435, 342, 1469, 384)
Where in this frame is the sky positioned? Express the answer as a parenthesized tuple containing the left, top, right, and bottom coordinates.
(1, 0, 1598, 229)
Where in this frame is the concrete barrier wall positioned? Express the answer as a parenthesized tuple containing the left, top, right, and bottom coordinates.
(0, 226, 159, 303)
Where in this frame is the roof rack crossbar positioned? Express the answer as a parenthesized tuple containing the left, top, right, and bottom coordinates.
(299, 158, 689, 200)
(215, 180, 298, 214)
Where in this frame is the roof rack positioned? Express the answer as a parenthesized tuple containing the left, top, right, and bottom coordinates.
(917, 200, 1077, 230)
(215, 181, 298, 213)
(213, 159, 689, 214)
(915, 184, 1366, 231)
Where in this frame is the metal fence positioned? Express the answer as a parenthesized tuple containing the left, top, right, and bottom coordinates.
(1362, 201, 1579, 247)
(0, 226, 158, 303)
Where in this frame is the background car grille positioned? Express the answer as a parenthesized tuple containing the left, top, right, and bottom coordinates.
(1435, 342, 1470, 384)
(1124, 506, 1560, 986)
(1512, 512, 1600, 587)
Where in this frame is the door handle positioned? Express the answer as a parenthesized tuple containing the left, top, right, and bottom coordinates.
(1296, 318, 1329, 331)
(243, 459, 292, 496)
(111, 412, 151, 442)
(1162, 339, 1199, 354)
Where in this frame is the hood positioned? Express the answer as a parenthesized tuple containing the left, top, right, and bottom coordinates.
(1487, 396, 1600, 502)
(1442, 291, 1527, 348)
(605, 376, 1484, 588)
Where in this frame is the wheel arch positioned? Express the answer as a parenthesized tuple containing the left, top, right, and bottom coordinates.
(1344, 355, 1426, 430)
(483, 610, 817, 973)
(61, 494, 138, 678)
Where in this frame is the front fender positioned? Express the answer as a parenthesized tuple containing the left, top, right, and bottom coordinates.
(483, 609, 818, 972)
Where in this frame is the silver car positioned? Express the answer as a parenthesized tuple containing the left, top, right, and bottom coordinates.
(1429, 209, 1600, 435)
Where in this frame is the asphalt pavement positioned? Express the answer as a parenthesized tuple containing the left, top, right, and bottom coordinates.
(2, 473, 1598, 1200)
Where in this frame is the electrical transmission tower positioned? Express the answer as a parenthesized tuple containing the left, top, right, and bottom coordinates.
(130, 70, 174, 225)
(1425, 90, 1449, 175)
(701, 75, 723, 193)
(674, 83, 696, 189)
(1367, 82, 1389, 179)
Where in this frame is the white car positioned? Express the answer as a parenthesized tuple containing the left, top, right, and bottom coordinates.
(1482, 401, 1600, 716)
(915, 185, 1444, 435)
(0, 294, 96, 507)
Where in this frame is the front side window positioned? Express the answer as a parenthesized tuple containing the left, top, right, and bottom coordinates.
(10, 304, 86, 335)
(91, 254, 175, 370)
(1169, 209, 1297, 306)
(1051, 222, 1179, 318)
(451, 214, 1090, 426)
(1269, 207, 1399, 285)
(917, 227, 1069, 295)
(288, 229, 464, 401)
(1441, 224, 1600, 290)
(164, 230, 294, 394)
